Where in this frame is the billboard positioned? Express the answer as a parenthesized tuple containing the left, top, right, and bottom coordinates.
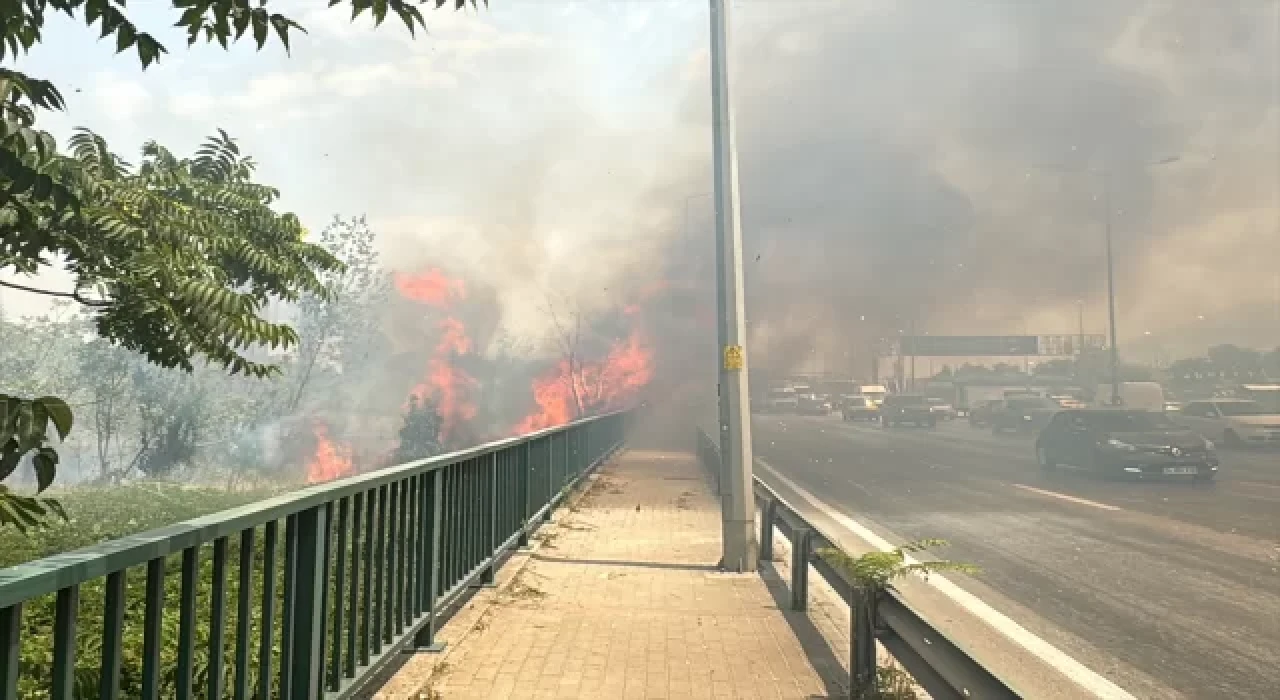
(900, 334, 1107, 356)
(900, 336, 1038, 356)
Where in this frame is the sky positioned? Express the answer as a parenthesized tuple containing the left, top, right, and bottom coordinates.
(4, 0, 1280, 374)
(2, 0, 708, 338)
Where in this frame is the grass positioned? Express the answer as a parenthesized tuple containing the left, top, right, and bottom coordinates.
(0, 482, 300, 700)
(1, 483, 275, 570)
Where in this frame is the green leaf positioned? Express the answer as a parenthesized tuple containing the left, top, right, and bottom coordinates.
(251, 10, 268, 48)
(33, 448, 58, 493)
(115, 22, 138, 53)
(32, 173, 53, 199)
(35, 396, 73, 440)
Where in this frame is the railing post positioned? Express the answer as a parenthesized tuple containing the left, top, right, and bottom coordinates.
(759, 499, 776, 563)
(481, 453, 498, 586)
(287, 505, 329, 700)
(0, 603, 20, 698)
(850, 585, 877, 698)
(519, 441, 532, 547)
(413, 469, 446, 652)
(543, 438, 555, 521)
(791, 528, 810, 612)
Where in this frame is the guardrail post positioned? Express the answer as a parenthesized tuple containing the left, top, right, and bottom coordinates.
(413, 470, 446, 652)
(759, 499, 776, 563)
(850, 585, 876, 698)
(287, 505, 329, 700)
(791, 528, 811, 611)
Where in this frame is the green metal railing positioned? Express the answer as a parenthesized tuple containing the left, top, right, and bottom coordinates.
(0, 411, 628, 700)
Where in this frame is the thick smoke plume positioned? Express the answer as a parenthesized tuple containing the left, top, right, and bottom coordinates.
(660, 1, 1280, 374)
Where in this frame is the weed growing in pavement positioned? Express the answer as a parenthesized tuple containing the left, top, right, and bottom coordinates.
(818, 539, 978, 699)
(817, 538, 978, 589)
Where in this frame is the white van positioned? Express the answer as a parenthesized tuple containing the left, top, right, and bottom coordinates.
(1094, 382, 1165, 412)
(858, 385, 888, 406)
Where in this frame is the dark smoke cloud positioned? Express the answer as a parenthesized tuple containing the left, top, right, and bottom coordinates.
(658, 0, 1279, 373)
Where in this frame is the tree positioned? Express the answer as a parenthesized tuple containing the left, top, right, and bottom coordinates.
(288, 216, 390, 412)
(393, 396, 443, 464)
(2, 129, 338, 509)
(0, 0, 480, 522)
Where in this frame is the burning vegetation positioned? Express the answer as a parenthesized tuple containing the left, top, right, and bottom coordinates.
(303, 267, 659, 483)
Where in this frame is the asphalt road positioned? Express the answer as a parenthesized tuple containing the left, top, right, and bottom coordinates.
(752, 414, 1280, 700)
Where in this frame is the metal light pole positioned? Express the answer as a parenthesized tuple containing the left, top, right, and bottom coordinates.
(1103, 169, 1121, 405)
(708, 0, 757, 572)
(1035, 156, 1180, 406)
(1076, 300, 1085, 362)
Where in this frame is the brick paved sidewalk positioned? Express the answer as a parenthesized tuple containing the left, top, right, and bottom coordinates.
(370, 448, 840, 699)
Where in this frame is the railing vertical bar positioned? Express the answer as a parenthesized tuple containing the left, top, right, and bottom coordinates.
(0, 604, 19, 700)
(258, 520, 279, 700)
(482, 452, 498, 585)
(208, 537, 229, 700)
(383, 480, 398, 643)
(405, 474, 419, 624)
(413, 468, 445, 651)
(140, 557, 165, 700)
(317, 501, 334, 693)
(360, 489, 375, 665)
(469, 460, 480, 572)
(395, 479, 408, 633)
(0, 604, 20, 699)
(99, 571, 126, 700)
(413, 475, 427, 617)
(372, 485, 387, 653)
(443, 467, 455, 591)
(233, 528, 254, 700)
(330, 497, 350, 691)
(50, 585, 78, 700)
(175, 547, 199, 700)
(346, 492, 364, 678)
(287, 505, 329, 700)
(280, 514, 299, 699)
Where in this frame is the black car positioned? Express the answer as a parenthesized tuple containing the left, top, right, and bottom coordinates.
(880, 394, 937, 428)
(796, 393, 829, 416)
(967, 399, 1002, 428)
(1035, 409, 1218, 481)
(991, 396, 1059, 434)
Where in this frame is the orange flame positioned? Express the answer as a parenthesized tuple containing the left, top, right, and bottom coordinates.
(306, 421, 354, 483)
(396, 269, 478, 444)
(394, 269, 466, 308)
(516, 330, 653, 433)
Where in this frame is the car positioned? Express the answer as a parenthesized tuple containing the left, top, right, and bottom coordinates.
(967, 399, 1002, 428)
(1035, 409, 1218, 481)
(1176, 398, 1280, 447)
(990, 396, 1059, 434)
(796, 393, 830, 415)
(840, 395, 879, 422)
(880, 394, 937, 428)
(926, 398, 956, 420)
(757, 387, 799, 414)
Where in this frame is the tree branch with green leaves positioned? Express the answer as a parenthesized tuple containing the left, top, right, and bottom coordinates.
(1, 0, 487, 527)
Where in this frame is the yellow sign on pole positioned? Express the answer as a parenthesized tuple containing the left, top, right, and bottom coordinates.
(722, 344, 744, 371)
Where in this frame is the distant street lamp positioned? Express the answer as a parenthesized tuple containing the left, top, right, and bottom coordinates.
(1036, 155, 1181, 405)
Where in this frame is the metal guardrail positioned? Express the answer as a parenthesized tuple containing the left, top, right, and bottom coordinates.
(696, 428, 1021, 700)
(0, 411, 629, 700)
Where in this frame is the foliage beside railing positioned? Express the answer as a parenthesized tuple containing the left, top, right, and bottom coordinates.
(1, 412, 629, 700)
(2, 484, 280, 699)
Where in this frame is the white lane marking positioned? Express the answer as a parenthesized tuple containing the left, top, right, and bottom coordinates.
(756, 458, 1137, 700)
(1012, 484, 1121, 512)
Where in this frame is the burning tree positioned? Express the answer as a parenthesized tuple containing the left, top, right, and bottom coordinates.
(393, 396, 444, 464)
(517, 296, 654, 433)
